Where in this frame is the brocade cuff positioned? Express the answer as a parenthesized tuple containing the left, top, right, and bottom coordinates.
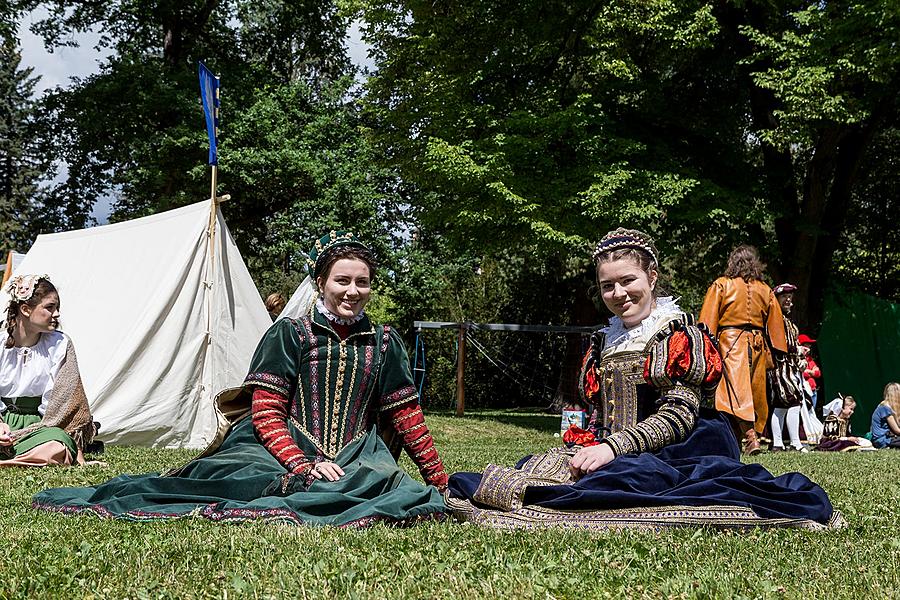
(380, 385, 418, 411)
(245, 372, 290, 397)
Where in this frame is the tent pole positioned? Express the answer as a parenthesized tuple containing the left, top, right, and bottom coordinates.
(206, 165, 219, 345)
(208, 165, 218, 251)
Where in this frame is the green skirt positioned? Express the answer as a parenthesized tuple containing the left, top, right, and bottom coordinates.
(33, 417, 446, 527)
(5, 412, 78, 458)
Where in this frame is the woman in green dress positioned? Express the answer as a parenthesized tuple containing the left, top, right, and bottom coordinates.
(33, 232, 448, 526)
(0, 274, 95, 467)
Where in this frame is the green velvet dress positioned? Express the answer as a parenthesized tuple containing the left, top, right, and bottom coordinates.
(33, 311, 446, 527)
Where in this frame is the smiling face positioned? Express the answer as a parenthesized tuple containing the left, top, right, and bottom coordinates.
(317, 258, 371, 319)
(597, 256, 657, 328)
(20, 292, 61, 334)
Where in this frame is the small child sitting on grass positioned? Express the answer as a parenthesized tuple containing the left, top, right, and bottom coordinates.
(818, 395, 872, 452)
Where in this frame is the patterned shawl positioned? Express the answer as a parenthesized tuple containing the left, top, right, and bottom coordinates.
(7, 340, 95, 456)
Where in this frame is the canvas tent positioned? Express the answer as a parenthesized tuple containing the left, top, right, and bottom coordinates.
(7, 200, 272, 448)
(279, 276, 316, 321)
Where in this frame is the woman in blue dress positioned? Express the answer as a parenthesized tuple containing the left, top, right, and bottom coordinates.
(447, 228, 843, 531)
(871, 382, 900, 449)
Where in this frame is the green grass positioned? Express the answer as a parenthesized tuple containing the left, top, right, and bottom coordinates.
(1, 410, 898, 599)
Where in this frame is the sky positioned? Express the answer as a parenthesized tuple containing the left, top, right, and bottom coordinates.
(17, 10, 374, 224)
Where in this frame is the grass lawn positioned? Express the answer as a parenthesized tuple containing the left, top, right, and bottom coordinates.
(1, 409, 898, 599)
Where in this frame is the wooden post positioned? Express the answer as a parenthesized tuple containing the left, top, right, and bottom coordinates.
(1, 252, 13, 287)
(456, 322, 466, 416)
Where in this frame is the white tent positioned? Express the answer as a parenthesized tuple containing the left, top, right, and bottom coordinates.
(9, 200, 272, 448)
(279, 276, 316, 321)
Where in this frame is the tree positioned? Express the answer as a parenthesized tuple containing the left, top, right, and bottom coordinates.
(739, 0, 900, 327)
(832, 124, 900, 299)
(0, 40, 53, 249)
(355, 0, 900, 330)
(21, 1, 396, 295)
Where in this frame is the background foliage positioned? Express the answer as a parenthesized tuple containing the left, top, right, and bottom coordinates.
(2, 0, 898, 409)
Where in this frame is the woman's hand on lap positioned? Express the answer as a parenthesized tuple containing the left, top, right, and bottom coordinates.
(310, 461, 344, 482)
(0, 422, 11, 446)
(570, 444, 615, 479)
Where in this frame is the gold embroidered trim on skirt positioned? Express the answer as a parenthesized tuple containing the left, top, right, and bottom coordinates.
(448, 501, 847, 532)
(472, 448, 575, 511)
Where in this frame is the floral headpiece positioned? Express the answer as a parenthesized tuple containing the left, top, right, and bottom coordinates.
(5, 274, 50, 303)
(306, 230, 369, 281)
(592, 228, 659, 265)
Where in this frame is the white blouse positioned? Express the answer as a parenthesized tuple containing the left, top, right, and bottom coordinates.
(0, 330, 68, 417)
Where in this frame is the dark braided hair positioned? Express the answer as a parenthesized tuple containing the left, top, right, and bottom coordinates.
(5, 278, 57, 349)
(593, 228, 661, 298)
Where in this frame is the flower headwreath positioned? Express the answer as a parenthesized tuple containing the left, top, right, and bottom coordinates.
(5, 274, 51, 304)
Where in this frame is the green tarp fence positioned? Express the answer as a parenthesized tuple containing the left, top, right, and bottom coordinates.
(818, 289, 900, 435)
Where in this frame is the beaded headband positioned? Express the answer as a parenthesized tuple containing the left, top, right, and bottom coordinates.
(306, 230, 369, 280)
(5, 274, 51, 304)
(592, 228, 659, 265)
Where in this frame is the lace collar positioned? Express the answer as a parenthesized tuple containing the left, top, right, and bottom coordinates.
(600, 296, 681, 350)
(314, 298, 367, 326)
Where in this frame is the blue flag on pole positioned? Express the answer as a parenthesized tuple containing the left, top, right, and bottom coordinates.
(198, 62, 219, 165)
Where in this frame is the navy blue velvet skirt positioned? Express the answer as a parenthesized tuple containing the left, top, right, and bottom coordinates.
(448, 410, 834, 524)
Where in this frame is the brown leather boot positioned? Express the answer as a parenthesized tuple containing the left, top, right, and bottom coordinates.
(742, 428, 761, 456)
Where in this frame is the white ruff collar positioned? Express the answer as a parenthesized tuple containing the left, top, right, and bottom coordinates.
(315, 298, 366, 326)
(601, 296, 681, 352)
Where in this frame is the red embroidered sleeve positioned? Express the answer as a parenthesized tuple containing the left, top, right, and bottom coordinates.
(382, 387, 448, 491)
(581, 349, 600, 401)
(251, 388, 314, 475)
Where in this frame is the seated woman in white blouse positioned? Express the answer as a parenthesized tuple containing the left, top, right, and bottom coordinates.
(0, 275, 95, 467)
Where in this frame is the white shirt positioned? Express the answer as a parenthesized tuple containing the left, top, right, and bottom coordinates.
(0, 330, 68, 416)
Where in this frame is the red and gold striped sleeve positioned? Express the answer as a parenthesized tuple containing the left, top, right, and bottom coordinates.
(251, 388, 314, 475)
(377, 327, 448, 491)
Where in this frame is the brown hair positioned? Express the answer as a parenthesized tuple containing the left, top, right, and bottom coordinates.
(881, 382, 900, 415)
(5, 278, 58, 348)
(265, 292, 286, 316)
(594, 244, 660, 299)
(724, 244, 765, 282)
(317, 246, 377, 283)
(842, 395, 856, 408)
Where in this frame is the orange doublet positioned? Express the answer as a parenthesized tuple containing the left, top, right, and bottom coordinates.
(699, 277, 788, 433)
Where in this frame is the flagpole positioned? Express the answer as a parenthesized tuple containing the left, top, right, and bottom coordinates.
(206, 79, 220, 350)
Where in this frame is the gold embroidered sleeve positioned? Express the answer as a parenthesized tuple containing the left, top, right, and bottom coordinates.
(603, 384, 701, 456)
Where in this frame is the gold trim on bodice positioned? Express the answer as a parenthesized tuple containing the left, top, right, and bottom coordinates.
(596, 351, 647, 434)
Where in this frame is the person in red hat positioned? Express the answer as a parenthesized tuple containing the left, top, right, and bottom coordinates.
(798, 334, 821, 412)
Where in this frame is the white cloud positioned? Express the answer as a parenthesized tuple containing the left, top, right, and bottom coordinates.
(18, 8, 109, 94)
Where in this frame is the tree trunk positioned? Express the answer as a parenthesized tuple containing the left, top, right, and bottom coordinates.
(552, 277, 599, 412)
(795, 124, 877, 330)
